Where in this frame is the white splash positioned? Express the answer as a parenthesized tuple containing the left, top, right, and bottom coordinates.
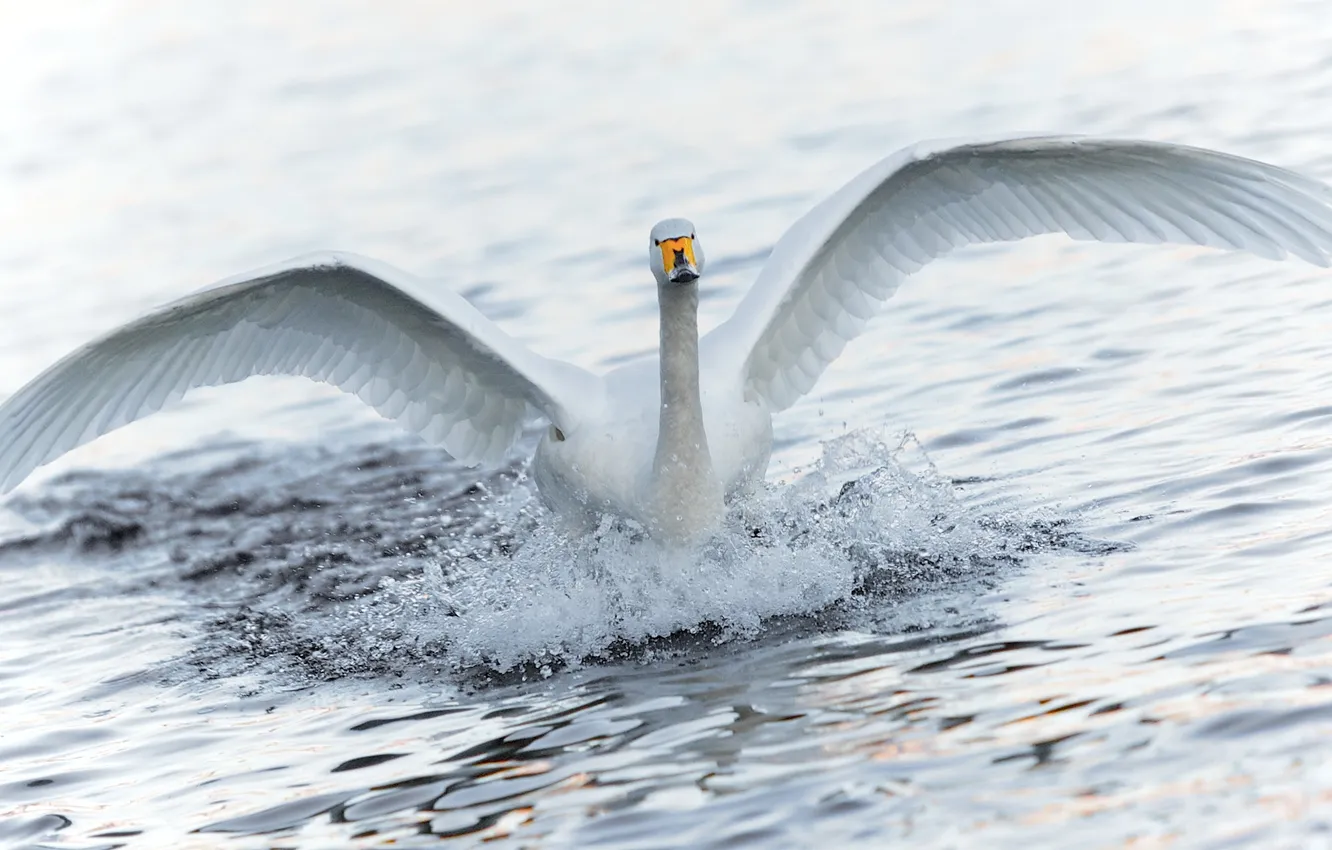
(367, 429, 1013, 672)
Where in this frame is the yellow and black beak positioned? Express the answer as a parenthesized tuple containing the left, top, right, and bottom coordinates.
(658, 236, 699, 284)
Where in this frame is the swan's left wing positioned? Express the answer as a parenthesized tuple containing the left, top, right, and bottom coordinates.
(703, 135, 1332, 411)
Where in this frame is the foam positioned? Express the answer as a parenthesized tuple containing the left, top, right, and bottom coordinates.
(364, 429, 1014, 672)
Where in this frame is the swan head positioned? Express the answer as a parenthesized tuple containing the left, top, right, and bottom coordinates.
(649, 218, 705, 286)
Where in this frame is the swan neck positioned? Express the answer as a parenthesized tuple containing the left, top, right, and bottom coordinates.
(650, 283, 720, 537)
(655, 284, 710, 466)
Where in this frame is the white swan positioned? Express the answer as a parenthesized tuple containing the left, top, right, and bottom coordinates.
(2, 134, 1332, 542)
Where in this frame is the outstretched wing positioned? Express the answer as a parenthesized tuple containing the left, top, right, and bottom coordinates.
(0, 252, 602, 491)
(703, 135, 1332, 411)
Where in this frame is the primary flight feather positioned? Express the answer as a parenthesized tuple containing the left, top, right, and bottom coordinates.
(2, 135, 1331, 543)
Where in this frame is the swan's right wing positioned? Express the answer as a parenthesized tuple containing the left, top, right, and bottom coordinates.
(0, 252, 602, 491)
(705, 135, 1332, 411)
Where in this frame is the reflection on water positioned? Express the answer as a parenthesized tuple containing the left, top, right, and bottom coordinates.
(6, 0, 1332, 847)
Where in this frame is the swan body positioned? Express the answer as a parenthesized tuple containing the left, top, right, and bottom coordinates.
(533, 334, 772, 540)
(3, 134, 1332, 542)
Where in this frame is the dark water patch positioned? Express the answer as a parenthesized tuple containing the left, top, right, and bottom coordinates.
(198, 790, 351, 834)
(340, 778, 451, 821)
(1162, 614, 1332, 661)
(1165, 499, 1318, 534)
(351, 707, 468, 732)
(990, 367, 1085, 393)
(1194, 702, 1332, 739)
(925, 427, 993, 451)
(906, 640, 1057, 675)
(1000, 416, 1053, 431)
(0, 814, 74, 846)
(1264, 403, 1332, 429)
(4, 439, 533, 603)
(0, 770, 106, 803)
(1090, 347, 1148, 361)
(0, 727, 118, 765)
(0, 507, 144, 554)
(332, 752, 409, 773)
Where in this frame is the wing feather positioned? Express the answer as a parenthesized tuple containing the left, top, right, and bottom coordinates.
(0, 252, 601, 491)
(706, 135, 1332, 411)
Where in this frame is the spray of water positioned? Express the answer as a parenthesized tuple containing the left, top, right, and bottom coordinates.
(359, 430, 1019, 673)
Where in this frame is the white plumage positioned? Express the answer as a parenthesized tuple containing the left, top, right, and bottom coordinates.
(2, 135, 1331, 541)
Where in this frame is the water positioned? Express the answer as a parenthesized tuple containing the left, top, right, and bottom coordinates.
(5, 1, 1332, 846)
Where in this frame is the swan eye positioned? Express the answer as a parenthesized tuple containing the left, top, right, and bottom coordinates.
(653, 239, 660, 246)
(551, 426, 565, 442)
